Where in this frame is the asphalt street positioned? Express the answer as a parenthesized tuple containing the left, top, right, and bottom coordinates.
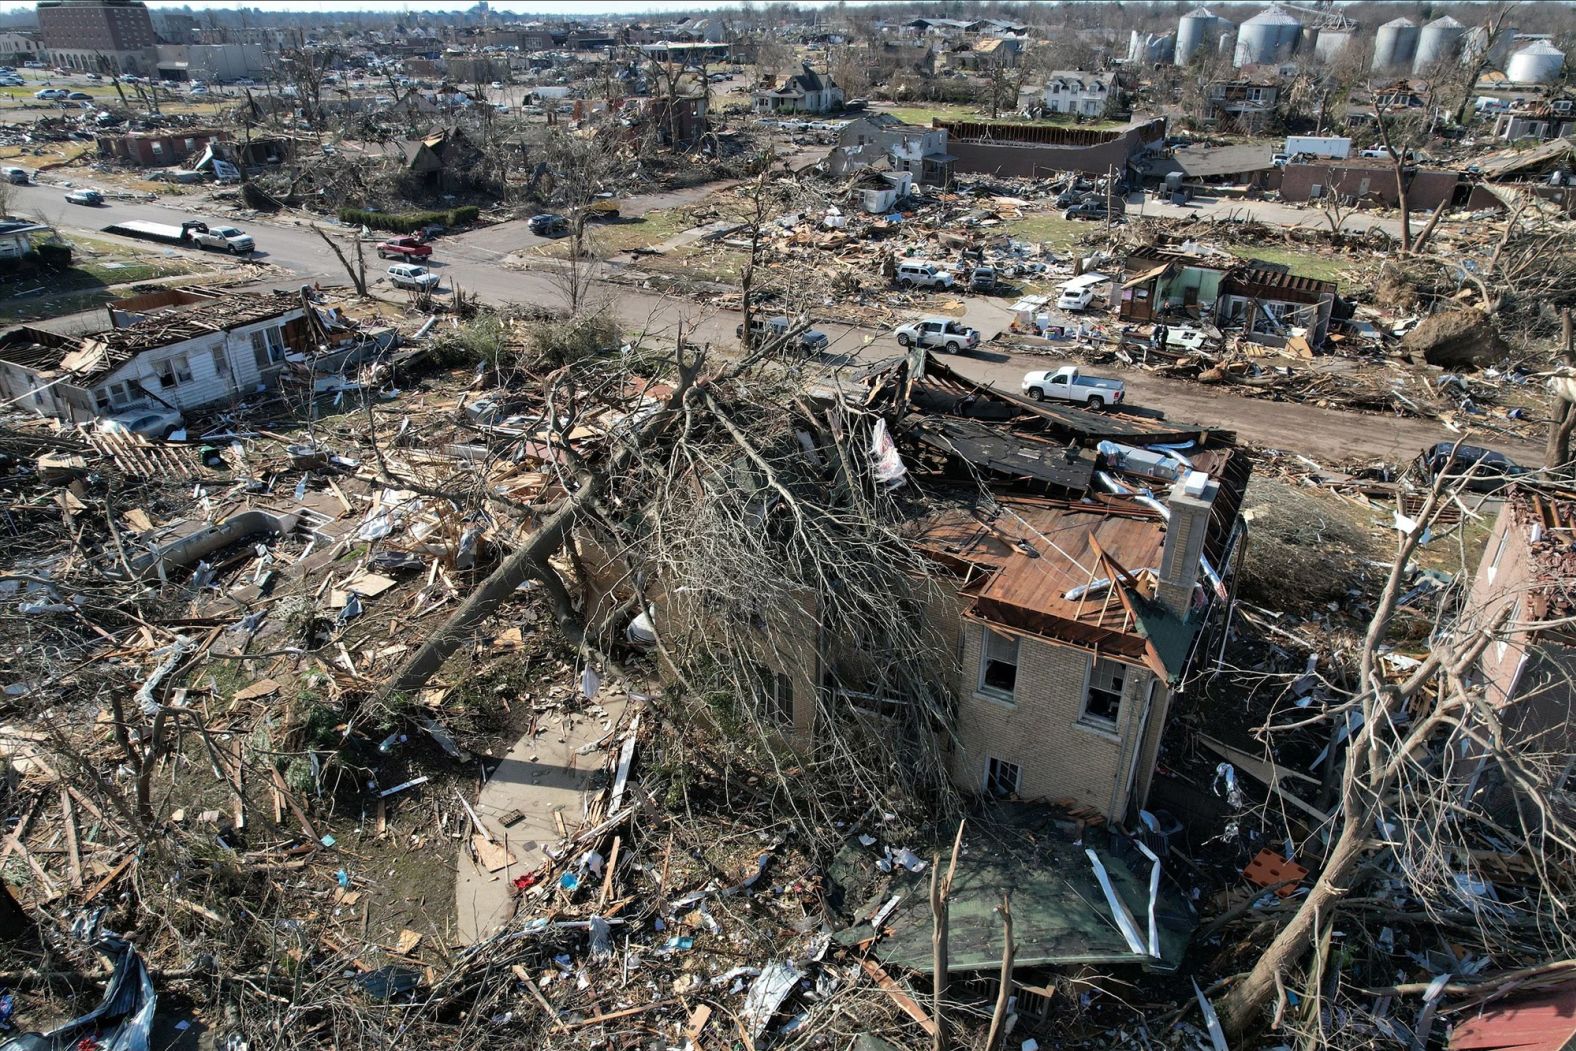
(6, 177, 1537, 465)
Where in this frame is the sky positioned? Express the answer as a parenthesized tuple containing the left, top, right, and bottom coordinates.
(0, 0, 797, 12)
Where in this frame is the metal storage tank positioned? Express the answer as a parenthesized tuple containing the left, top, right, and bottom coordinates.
(1463, 24, 1517, 68)
(1413, 15, 1465, 73)
(1174, 7, 1219, 66)
(1507, 40, 1565, 84)
(1372, 17, 1419, 72)
(1234, 5, 1303, 67)
(1316, 28, 1355, 62)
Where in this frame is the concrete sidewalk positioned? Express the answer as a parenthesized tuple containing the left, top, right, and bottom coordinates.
(453, 693, 630, 943)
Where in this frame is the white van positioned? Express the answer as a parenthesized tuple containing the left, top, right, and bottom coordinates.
(1057, 273, 1110, 312)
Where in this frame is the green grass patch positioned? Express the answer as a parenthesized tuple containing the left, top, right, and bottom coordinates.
(1001, 213, 1089, 249)
(1227, 243, 1350, 283)
(0, 234, 204, 322)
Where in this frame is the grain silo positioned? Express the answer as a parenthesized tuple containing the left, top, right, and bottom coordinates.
(1234, 5, 1303, 67)
(1372, 17, 1419, 72)
(1507, 40, 1565, 84)
(1315, 27, 1355, 62)
(1463, 24, 1517, 68)
(1174, 7, 1222, 66)
(1413, 15, 1465, 73)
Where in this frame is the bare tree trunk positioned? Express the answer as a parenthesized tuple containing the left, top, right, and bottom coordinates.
(1218, 827, 1366, 1036)
(312, 225, 367, 296)
(929, 821, 965, 1051)
(382, 344, 704, 700)
(985, 893, 1015, 1051)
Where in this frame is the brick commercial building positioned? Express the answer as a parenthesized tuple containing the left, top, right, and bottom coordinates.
(1277, 160, 1472, 211)
(37, 0, 157, 74)
(938, 117, 1165, 178)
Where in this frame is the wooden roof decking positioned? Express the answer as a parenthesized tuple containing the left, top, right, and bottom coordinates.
(909, 496, 1171, 670)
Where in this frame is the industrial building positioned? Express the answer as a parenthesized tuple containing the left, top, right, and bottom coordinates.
(1372, 17, 1420, 72)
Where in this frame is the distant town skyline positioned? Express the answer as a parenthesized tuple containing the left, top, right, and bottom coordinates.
(0, 0, 789, 13)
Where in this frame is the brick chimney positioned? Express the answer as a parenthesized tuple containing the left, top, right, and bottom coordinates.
(1156, 470, 1218, 619)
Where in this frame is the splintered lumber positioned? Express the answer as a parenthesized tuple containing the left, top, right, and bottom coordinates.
(860, 958, 938, 1036)
(1198, 734, 1332, 824)
(60, 787, 82, 891)
(381, 359, 700, 700)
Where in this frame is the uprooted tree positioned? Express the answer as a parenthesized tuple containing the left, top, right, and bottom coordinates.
(1214, 463, 1576, 1040)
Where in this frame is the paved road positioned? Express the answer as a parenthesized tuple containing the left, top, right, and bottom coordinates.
(1129, 190, 1406, 237)
(12, 182, 1538, 465)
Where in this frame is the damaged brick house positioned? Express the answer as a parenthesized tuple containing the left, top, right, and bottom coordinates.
(588, 355, 1249, 823)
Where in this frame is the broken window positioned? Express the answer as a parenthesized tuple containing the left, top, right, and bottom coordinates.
(155, 354, 192, 389)
(94, 387, 111, 411)
(1083, 657, 1125, 730)
(250, 326, 285, 369)
(979, 628, 1018, 700)
(211, 346, 229, 377)
(984, 756, 1020, 798)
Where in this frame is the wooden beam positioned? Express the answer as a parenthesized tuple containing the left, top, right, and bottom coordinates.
(860, 958, 938, 1036)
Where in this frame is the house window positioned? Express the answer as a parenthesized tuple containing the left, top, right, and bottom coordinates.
(211, 346, 229, 377)
(183, 137, 195, 151)
(155, 353, 192, 388)
(984, 757, 1021, 798)
(1083, 657, 1126, 730)
(95, 387, 111, 411)
(250, 326, 284, 369)
(979, 628, 1019, 700)
(753, 664, 793, 726)
(150, 141, 164, 158)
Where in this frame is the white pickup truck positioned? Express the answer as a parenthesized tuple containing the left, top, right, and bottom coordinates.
(190, 224, 255, 254)
(1020, 366, 1125, 409)
(894, 317, 980, 352)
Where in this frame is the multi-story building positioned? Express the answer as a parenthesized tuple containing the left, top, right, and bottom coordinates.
(1042, 69, 1120, 117)
(1204, 74, 1280, 133)
(37, 0, 157, 74)
(0, 32, 44, 64)
(830, 114, 954, 185)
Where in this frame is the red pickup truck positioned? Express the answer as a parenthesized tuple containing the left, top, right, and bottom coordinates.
(377, 236, 432, 260)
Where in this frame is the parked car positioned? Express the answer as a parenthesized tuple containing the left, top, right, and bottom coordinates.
(528, 213, 568, 237)
(894, 261, 955, 290)
(66, 91, 92, 100)
(190, 225, 254, 253)
(1, 166, 29, 185)
(736, 315, 831, 353)
(490, 80, 504, 89)
(64, 188, 103, 205)
(1020, 366, 1125, 408)
(1419, 442, 1524, 491)
(894, 317, 980, 352)
(377, 236, 432, 260)
(98, 407, 184, 439)
(969, 266, 999, 293)
(33, 88, 66, 100)
(1057, 274, 1111, 312)
(0, 77, 24, 87)
(388, 263, 440, 290)
(1065, 200, 1124, 221)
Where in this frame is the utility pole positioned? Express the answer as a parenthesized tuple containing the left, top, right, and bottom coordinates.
(1106, 163, 1115, 230)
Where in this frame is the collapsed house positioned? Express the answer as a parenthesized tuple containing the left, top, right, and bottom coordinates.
(935, 117, 1165, 179)
(1118, 240, 1341, 349)
(0, 287, 393, 425)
